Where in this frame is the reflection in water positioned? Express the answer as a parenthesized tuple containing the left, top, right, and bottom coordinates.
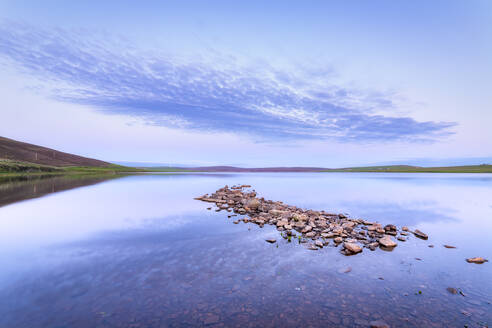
(0, 173, 491, 327)
(0, 174, 125, 208)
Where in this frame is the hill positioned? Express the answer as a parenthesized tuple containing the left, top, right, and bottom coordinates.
(0, 136, 111, 167)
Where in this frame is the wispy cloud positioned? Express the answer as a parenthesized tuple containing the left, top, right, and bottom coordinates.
(0, 22, 456, 141)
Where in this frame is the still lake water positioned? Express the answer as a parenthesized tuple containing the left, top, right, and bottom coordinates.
(0, 173, 491, 327)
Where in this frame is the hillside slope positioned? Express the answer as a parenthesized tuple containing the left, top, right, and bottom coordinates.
(0, 136, 111, 167)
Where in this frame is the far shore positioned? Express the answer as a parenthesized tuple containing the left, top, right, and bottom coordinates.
(1, 160, 492, 177)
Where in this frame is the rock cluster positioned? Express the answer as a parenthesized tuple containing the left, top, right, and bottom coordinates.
(195, 185, 428, 256)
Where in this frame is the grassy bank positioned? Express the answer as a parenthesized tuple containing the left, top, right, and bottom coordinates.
(321, 164, 492, 173)
(0, 159, 142, 177)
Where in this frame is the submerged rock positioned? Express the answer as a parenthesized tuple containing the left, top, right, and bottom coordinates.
(370, 320, 390, 328)
(466, 257, 488, 264)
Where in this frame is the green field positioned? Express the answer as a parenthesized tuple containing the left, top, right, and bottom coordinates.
(0, 159, 142, 177)
(321, 164, 492, 173)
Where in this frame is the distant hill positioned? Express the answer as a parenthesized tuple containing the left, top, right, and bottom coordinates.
(146, 164, 492, 173)
(0, 136, 111, 167)
(148, 166, 329, 172)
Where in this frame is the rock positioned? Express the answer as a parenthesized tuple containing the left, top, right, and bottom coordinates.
(443, 245, 456, 249)
(203, 314, 220, 325)
(370, 320, 390, 328)
(276, 219, 288, 227)
(428, 245, 434, 248)
(305, 231, 316, 238)
(466, 257, 488, 264)
(397, 236, 406, 242)
(334, 237, 343, 243)
(446, 287, 458, 294)
(269, 209, 285, 217)
(343, 242, 362, 254)
(402, 226, 409, 231)
(314, 240, 324, 248)
(265, 239, 276, 243)
(307, 244, 318, 250)
(413, 229, 428, 240)
(247, 198, 260, 210)
(302, 225, 313, 233)
(384, 224, 396, 231)
(338, 266, 352, 274)
(378, 235, 397, 248)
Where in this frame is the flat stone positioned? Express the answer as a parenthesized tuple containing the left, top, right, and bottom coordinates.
(203, 314, 220, 325)
(343, 242, 362, 254)
(265, 239, 276, 243)
(314, 240, 324, 248)
(370, 320, 390, 328)
(443, 244, 456, 249)
(413, 229, 428, 240)
(466, 257, 488, 264)
(334, 237, 343, 243)
(305, 231, 316, 238)
(302, 225, 312, 233)
(378, 235, 397, 248)
(446, 287, 458, 294)
(306, 244, 318, 250)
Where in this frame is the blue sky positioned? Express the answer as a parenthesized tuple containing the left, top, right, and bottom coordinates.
(1, 0, 491, 167)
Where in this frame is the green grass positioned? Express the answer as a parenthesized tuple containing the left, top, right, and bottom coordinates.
(0, 159, 144, 177)
(321, 164, 492, 173)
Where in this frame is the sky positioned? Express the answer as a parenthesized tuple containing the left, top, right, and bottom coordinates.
(0, 0, 491, 167)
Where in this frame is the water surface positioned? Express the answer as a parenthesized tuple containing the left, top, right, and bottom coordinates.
(0, 173, 491, 327)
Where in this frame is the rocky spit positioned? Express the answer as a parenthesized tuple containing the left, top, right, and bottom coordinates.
(195, 185, 430, 256)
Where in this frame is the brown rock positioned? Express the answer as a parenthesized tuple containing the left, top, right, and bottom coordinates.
(343, 242, 362, 254)
(370, 320, 389, 328)
(443, 245, 456, 249)
(378, 235, 397, 248)
(334, 237, 343, 243)
(302, 225, 313, 233)
(413, 229, 428, 240)
(247, 198, 260, 210)
(466, 257, 488, 264)
(265, 239, 276, 243)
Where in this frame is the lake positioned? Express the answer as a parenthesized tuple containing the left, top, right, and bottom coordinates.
(0, 173, 491, 327)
